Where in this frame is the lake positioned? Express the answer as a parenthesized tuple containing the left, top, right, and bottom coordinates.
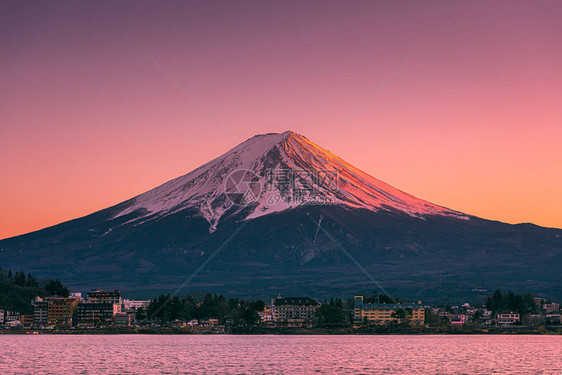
(1, 335, 560, 374)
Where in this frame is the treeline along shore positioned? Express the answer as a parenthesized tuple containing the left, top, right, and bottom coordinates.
(1, 268, 561, 335)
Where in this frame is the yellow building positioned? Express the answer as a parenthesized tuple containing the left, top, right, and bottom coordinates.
(45, 296, 80, 326)
(354, 296, 425, 326)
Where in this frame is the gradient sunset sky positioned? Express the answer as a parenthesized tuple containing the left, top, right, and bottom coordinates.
(1, 0, 561, 239)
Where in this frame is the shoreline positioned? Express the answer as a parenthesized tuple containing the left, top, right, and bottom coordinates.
(2, 326, 561, 335)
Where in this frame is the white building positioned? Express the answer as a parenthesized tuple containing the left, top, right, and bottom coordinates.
(33, 297, 49, 325)
(123, 299, 151, 311)
(543, 303, 560, 313)
(271, 296, 320, 326)
(5, 311, 20, 322)
(5, 320, 22, 328)
(497, 313, 520, 325)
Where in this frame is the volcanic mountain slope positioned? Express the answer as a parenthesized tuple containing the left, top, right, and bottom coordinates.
(1, 131, 560, 302)
(112, 131, 467, 232)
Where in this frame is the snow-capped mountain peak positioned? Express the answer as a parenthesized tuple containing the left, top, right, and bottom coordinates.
(115, 131, 467, 232)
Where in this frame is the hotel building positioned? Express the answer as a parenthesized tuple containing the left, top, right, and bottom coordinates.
(33, 300, 49, 325)
(271, 296, 321, 326)
(76, 303, 115, 326)
(43, 296, 80, 326)
(354, 296, 425, 325)
(87, 289, 122, 314)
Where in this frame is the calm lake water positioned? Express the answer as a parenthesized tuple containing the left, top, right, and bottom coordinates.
(1, 335, 560, 374)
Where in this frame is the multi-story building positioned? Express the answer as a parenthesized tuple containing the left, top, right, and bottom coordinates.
(123, 299, 151, 311)
(87, 289, 122, 304)
(20, 315, 34, 327)
(543, 303, 560, 314)
(5, 311, 21, 323)
(0, 309, 4, 324)
(271, 296, 320, 326)
(87, 289, 122, 312)
(354, 296, 425, 325)
(76, 303, 114, 326)
(497, 313, 520, 325)
(33, 298, 49, 325)
(45, 296, 80, 326)
(87, 290, 122, 314)
(113, 312, 134, 326)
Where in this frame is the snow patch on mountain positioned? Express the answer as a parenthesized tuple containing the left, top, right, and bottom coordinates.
(113, 131, 468, 231)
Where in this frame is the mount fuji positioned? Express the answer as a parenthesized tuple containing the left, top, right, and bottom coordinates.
(1, 131, 560, 302)
(113, 131, 467, 232)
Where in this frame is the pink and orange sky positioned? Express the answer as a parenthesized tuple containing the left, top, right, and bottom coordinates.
(1, 0, 561, 239)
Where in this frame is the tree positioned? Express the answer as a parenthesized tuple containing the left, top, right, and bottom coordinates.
(146, 293, 269, 326)
(45, 279, 70, 297)
(248, 299, 265, 312)
(14, 271, 26, 286)
(136, 307, 147, 321)
(243, 308, 260, 325)
(490, 289, 504, 312)
(0, 269, 70, 315)
(366, 293, 400, 304)
(484, 290, 537, 316)
(316, 302, 349, 327)
(391, 308, 406, 320)
(228, 298, 240, 310)
(424, 309, 450, 328)
(25, 273, 38, 288)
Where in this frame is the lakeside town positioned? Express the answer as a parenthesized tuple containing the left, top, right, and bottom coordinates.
(1, 269, 561, 334)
